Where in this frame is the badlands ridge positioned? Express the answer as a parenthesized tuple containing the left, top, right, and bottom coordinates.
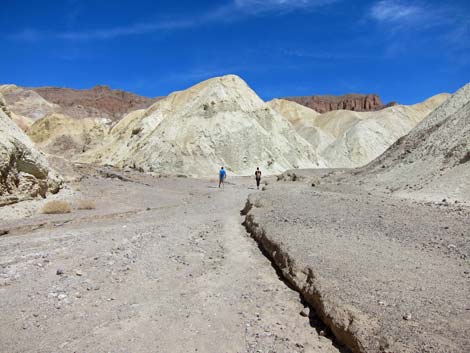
(0, 75, 450, 182)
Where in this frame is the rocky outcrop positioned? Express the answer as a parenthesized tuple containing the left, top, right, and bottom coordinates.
(31, 85, 158, 122)
(283, 94, 396, 113)
(0, 98, 62, 206)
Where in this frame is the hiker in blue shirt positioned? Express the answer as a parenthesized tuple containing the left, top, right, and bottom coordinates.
(218, 167, 226, 188)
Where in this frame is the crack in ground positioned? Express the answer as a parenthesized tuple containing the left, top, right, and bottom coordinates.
(241, 201, 353, 353)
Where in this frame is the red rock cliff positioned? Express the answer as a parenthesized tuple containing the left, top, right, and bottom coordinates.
(283, 94, 396, 113)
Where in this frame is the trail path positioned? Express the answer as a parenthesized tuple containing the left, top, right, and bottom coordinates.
(0, 174, 341, 353)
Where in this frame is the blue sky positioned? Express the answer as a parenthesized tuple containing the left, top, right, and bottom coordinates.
(1, 0, 469, 104)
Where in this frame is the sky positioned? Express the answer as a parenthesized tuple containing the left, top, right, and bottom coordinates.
(1, 0, 469, 104)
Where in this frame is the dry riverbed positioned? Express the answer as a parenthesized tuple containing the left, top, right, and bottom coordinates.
(0, 170, 343, 353)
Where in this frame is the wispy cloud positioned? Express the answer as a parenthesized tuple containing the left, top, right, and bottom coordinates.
(368, 0, 470, 66)
(369, 0, 423, 24)
(368, 1, 470, 38)
(282, 48, 373, 60)
(368, 0, 462, 31)
(8, 19, 198, 41)
(58, 20, 194, 40)
(234, 0, 338, 13)
(6, 0, 338, 42)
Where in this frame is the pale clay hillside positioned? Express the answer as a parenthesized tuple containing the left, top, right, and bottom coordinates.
(268, 93, 450, 168)
(79, 75, 448, 175)
(27, 113, 109, 159)
(79, 75, 326, 176)
(353, 83, 470, 203)
(0, 85, 61, 131)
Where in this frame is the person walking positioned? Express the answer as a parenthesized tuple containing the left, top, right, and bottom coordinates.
(255, 167, 262, 190)
(218, 167, 226, 188)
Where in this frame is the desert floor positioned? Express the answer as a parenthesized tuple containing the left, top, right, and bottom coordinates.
(0, 169, 344, 353)
(1, 167, 468, 353)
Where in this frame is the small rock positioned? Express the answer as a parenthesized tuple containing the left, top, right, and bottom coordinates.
(300, 307, 310, 317)
(75, 270, 83, 276)
(403, 313, 412, 320)
(319, 330, 326, 336)
(57, 294, 67, 300)
(32, 313, 39, 317)
(56, 269, 64, 275)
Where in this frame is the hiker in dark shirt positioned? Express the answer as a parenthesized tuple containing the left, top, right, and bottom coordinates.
(255, 167, 262, 190)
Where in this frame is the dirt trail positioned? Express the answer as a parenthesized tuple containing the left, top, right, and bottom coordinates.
(0, 174, 342, 353)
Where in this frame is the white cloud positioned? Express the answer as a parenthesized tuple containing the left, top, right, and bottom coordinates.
(369, 0, 423, 23)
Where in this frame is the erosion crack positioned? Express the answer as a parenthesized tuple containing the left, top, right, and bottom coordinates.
(240, 200, 356, 353)
(242, 199, 367, 353)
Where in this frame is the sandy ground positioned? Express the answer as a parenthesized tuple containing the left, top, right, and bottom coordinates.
(243, 175, 470, 353)
(0, 170, 343, 353)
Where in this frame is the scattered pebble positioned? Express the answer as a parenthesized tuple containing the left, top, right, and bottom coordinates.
(56, 269, 64, 275)
(300, 307, 310, 317)
(403, 313, 412, 321)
